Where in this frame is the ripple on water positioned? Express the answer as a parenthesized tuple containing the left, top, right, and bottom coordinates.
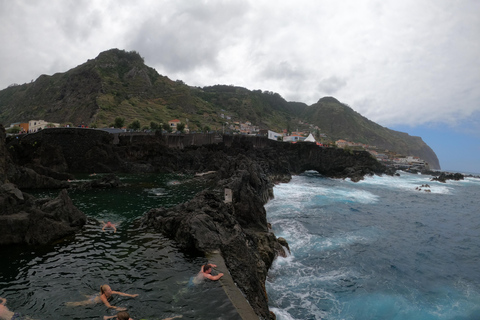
(0, 174, 241, 320)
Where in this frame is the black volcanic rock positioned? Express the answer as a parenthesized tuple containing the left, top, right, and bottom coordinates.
(0, 186, 86, 245)
(142, 156, 286, 319)
(0, 125, 86, 245)
(7, 128, 120, 174)
(431, 172, 464, 183)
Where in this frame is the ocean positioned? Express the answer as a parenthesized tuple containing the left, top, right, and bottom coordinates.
(265, 171, 480, 320)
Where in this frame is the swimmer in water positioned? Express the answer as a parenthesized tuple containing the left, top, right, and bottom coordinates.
(104, 311, 182, 320)
(101, 221, 117, 233)
(192, 263, 224, 285)
(66, 284, 138, 310)
(0, 297, 35, 320)
(104, 311, 132, 320)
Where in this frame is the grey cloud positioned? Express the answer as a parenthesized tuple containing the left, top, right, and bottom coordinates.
(259, 61, 306, 81)
(316, 76, 347, 95)
(128, 1, 250, 74)
(57, 2, 104, 42)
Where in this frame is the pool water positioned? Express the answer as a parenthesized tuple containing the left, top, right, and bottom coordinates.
(0, 173, 241, 320)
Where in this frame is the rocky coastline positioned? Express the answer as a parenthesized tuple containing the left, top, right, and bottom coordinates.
(2, 127, 393, 319)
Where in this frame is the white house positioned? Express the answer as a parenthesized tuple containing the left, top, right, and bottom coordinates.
(28, 120, 59, 133)
(268, 130, 283, 141)
(283, 134, 305, 142)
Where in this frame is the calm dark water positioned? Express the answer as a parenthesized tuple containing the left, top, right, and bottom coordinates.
(266, 171, 480, 320)
(0, 173, 240, 320)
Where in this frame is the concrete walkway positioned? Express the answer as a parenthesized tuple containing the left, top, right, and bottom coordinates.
(206, 251, 260, 320)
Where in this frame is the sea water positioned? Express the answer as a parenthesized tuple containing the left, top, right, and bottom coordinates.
(0, 173, 240, 320)
(265, 171, 480, 320)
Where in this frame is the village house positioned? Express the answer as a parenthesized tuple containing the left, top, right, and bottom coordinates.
(168, 119, 189, 133)
(336, 139, 349, 148)
(283, 133, 305, 142)
(267, 130, 283, 141)
(28, 120, 60, 132)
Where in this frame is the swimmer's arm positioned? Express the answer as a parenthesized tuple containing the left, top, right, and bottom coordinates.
(0, 297, 6, 305)
(100, 295, 123, 309)
(205, 273, 224, 281)
(103, 315, 126, 320)
(100, 294, 112, 308)
(112, 291, 139, 298)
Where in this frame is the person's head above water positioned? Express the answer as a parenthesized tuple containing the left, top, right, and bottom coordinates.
(100, 284, 113, 297)
(203, 264, 212, 273)
(116, 311, 130, 320)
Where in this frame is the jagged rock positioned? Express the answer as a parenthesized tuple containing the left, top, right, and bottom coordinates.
(8, 166, 71, 189)
(6, 128, 121, 173)
(277, 237, 290, 256)
(0, 187, 86, 245)
(142, 156, 289, 319)
(0, 125, 86, 245)
(431, 172, 464, 183)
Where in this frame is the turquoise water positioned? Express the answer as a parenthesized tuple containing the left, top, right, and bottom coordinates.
(0, 173, 240, 320)
(266, 171, 480, 320)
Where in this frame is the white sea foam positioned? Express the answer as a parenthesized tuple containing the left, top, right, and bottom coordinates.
(268, 307, 296, 320)
(147, 187, 166, 196)
(357, 173, 453, 194)
(271, 177, 379, 206)
(316, 230, 376, 252)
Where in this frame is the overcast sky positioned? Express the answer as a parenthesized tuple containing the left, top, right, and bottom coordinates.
(1, 0, 479, 173)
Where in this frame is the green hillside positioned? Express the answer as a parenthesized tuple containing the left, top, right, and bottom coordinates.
(300, 97, 439, 168)
(0, 48, 440, 168)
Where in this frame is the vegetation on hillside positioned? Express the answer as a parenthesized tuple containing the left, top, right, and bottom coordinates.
(0, 48, 439, 168)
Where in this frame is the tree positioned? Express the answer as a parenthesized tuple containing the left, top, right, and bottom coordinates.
(162, 123, 172, 132)
(128, 120, 141, 131)
(114, 117, 125, 128)
(150, 121, 159, 130)
(177, 123, 185, 133)
(203, 125, 211, 133)
(6, 126, 21, 134)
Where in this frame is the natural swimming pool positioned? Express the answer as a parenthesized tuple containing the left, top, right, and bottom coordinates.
(0, 173, 241, 320)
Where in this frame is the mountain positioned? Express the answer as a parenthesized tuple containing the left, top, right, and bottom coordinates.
(300, 97, 439, 169)
(0, 48, 440, 169)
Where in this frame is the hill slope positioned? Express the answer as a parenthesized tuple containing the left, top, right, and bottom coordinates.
(301, 97, 439, 169)
(0, 48, 440, 169)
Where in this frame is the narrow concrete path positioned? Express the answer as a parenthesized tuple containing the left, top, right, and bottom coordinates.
(206, 251, 260, 320)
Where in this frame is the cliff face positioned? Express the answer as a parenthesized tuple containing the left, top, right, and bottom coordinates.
(0, 125, 87, 245)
